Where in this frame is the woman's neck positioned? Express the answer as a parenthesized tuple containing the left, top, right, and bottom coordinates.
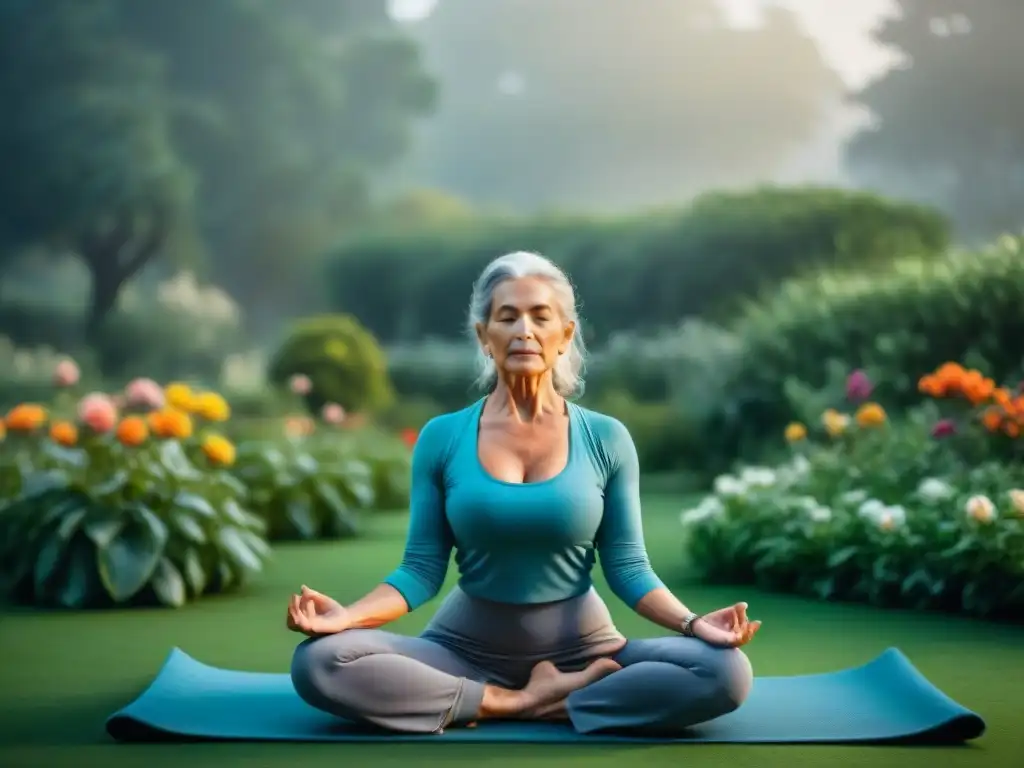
(489, 376, 564, 422)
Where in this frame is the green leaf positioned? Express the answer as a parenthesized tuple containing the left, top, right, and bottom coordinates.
(33, 534, 68, 597)
(90, 470, 129, 499)
(181, 548, 207, 596)
(285, 495, 318, 539)
(55, 505, 89, 540)
(56, 534, 100, 609)
(217, 527, 263, 572)
(159, 441, 201, 479)
(170, 511, 207, 544)
(295, 453, 319, 476)
(827, 546, 860, 568)
(84, 508, 126, 549)
(221, 498, 249, 526)
(238, 529, 272, 560)
(151, 557, 187, 608)
(97, 505, 168, 602)
(18, 469, 69, 501)
(39, 442, 88, 469)
(173, 491, 217, 519)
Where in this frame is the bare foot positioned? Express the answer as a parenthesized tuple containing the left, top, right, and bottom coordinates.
(519, 658, 621, 717)
(532, 698, 570, 720)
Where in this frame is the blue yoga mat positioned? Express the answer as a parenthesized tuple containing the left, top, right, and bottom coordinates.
(106, 647, 985, 744)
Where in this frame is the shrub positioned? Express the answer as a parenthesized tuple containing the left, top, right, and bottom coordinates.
(269, 314, 394, 414)
(0, 410, 269, 609)
(680, 362, 1024, 620)
(324, 186, 949, 345)
(698, 235, 1024, 473)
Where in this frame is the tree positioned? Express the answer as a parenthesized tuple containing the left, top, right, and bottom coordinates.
(115, 0, 438, 328)
(0, 0, 193, 339)
(398, 0, 843, 211)
(845, 0, 1024, 239)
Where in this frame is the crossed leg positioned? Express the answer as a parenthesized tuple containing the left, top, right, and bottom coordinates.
(564, 636, 754, 734)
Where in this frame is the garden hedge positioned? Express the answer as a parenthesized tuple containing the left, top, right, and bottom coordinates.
(323, 186, 950, 346)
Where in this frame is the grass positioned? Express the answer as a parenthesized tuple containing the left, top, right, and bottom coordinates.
(1, 494, 1022, 768)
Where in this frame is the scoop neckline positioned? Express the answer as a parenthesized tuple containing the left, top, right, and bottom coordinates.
(472, 396, 575, 487)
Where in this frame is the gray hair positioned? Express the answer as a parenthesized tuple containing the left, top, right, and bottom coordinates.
(467, 251, 587, 398)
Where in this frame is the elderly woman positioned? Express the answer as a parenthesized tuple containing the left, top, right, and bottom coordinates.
(287, 251, 760, 735)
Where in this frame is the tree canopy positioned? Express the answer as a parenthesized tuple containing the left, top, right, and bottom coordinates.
(845, 0, 1024, 239)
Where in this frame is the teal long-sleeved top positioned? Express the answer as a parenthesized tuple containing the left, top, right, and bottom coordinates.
(383, 398, 665, 610)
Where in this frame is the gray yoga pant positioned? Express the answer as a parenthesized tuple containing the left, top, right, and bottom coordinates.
(290, 586, 753, 735)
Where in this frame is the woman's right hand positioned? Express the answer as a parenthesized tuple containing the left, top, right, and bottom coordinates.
(286, 585, 351, 637)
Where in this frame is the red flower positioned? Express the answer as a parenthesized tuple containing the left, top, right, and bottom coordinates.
(400, 428, 419, 448)
(931, 418, 957, 439)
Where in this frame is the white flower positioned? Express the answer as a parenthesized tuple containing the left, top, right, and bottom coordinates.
(807, 505, 832, 523)
(965, 495, 996, 524)
(841, 489, 868, 505)
(740, 466, 776, 488)
(680, 496, 725, 526)
(858, 499, 906, 529)
(713, 474, 746, 497)
(918, 477, 955, 503)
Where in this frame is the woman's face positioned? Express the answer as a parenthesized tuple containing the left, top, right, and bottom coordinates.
(477, 277, 574, 380)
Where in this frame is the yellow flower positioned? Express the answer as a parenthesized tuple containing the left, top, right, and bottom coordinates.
(0, 421, 5, 441)
(164, 382, 195, 412)
(822, 408, 850, 437)
(784, 422, 807, 442)
(201, 433, 236, 466)
(965, 495, 995, 524)
(855, 402, 887, 427)
(49, 421, 78, 447)
(193, 391, 231, 422)
(5, 403, 48, 432)
(1008, 489, 1024, 517)
(116, 416, 149, 447)
(149, 408, 193, 440)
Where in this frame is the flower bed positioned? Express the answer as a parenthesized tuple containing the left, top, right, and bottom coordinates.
(681, 364, 1024, 620)
(0, 363, 413, 609)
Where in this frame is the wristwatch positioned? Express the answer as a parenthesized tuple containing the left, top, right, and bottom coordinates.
(681, 611, 702, 637)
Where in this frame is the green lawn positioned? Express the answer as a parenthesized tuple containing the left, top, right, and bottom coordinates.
(1, 494, 1022, 768)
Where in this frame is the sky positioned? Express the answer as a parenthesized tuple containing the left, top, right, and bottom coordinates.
(387, 0, 901, 88)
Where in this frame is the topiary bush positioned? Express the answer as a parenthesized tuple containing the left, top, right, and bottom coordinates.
(693, 235, 1024, 475)
(269, 314, 395, 415)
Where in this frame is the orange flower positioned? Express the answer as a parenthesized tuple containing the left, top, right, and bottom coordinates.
(855, 402, 886, 427)
(981, 408, 1003, 432)
(1005, 421, 1021, 439)
(917, 374, 946, 397)
(201, 433, 236, 466)
(0, 421, 5, 441)
(148, 408, 193, 440)
(116, 416, 149, 446)
(5, 403, 47, 432)
(49, 421, 78, 447)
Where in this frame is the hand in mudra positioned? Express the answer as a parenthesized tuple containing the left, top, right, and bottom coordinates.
(286, 585, 350, 637)
(693, 602, 761, 648)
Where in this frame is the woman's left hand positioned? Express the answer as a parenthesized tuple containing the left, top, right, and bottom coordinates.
(692, 602, 761, 648)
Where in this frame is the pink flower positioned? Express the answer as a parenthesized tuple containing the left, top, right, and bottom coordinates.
(931, 418, 957, 438)
(78, 392, 118, 433)
(53, 358, 80, 388)
(125, 377, 165, 410)
(289, 374, 312, 396)
(846, 369, 873, 403)
(321, 402, 345, 425)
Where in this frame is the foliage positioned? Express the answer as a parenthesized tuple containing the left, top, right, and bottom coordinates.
(681, 409, 1024, 620)
(232, 436, 374, 541)
(0, 431, 268, 610)
(846, 0, 1024, 239)
(0, 0, 194, 337)
(325, 187, 950, 346)
(0, 371, 416, 608)
(269, 314, 395, 415)
(698, 236, 1024, 474)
